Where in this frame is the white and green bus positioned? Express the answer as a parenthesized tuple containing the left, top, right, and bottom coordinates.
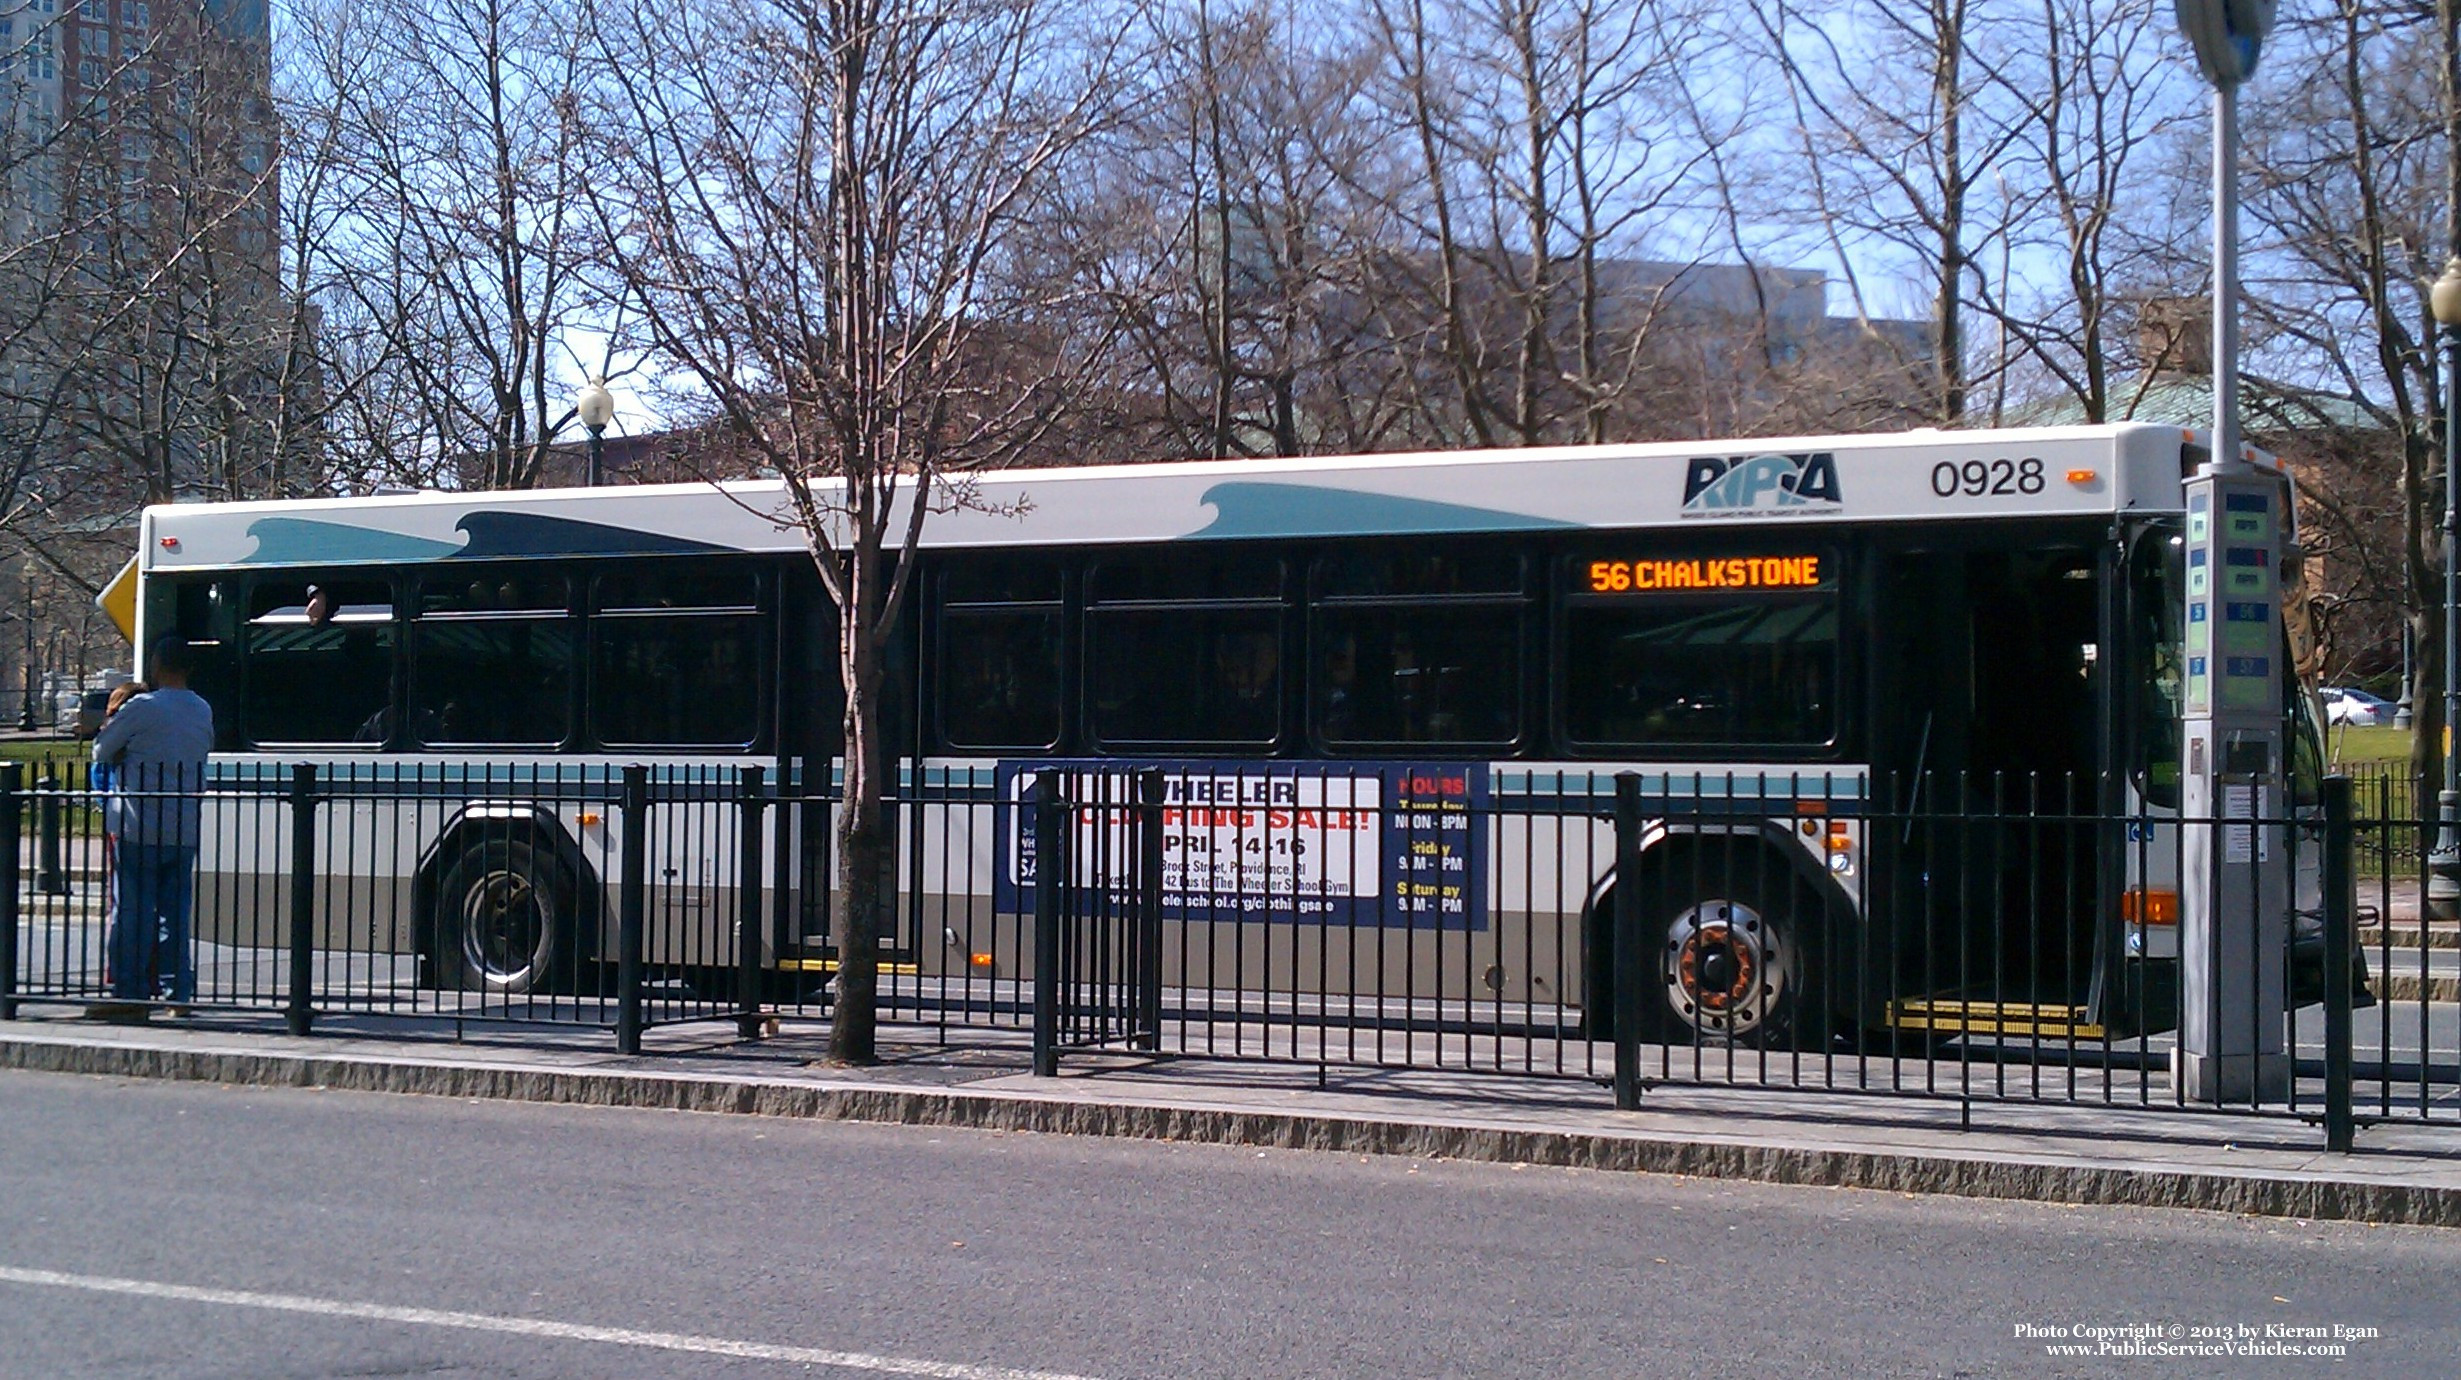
(133, 423, 2329, 1042)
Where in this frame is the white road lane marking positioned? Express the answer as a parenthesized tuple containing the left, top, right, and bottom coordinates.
(0, 1264, 1110, 1380)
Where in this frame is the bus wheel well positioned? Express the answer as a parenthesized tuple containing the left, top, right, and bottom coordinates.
(413, 812, 600, 993)
(1583, 833, 1837, 1046)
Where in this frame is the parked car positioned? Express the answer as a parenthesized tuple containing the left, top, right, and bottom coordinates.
(2320, 686, 2396, 728)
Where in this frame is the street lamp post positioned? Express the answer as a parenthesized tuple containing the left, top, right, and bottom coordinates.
(2425, 261, 2461, 920)
(2173, 0, 2287, 1103)
(17, 560, 35, 733)
(576, 377, 614, 488)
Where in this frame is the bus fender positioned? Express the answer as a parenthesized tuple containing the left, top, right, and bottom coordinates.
(410, 804, 602, 980)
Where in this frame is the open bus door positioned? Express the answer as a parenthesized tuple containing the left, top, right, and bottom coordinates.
(1866, 533, 2108, 1042)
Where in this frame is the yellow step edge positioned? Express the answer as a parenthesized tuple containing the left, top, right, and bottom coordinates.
(1886, 998, 2105, 1041)
(774, 958, 922, 976)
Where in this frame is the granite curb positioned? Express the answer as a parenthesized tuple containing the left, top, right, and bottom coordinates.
(4, 1029, 2456, 1229)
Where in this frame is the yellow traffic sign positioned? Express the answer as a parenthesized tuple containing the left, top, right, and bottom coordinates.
(96, 556, 137, 643)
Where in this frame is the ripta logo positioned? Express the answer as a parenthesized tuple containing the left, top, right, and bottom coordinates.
(1680, 452, 1843, 518)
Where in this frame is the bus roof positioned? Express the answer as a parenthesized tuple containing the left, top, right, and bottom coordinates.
(143, 423, 2249, 573)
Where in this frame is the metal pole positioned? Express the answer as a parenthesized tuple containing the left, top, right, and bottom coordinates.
(286, 763, 317, 1037)
(0, 763, 21, 1019)
(1031, 768, 1063, 1078)
(2432, 315, 2461, 919)
(2321, 775, 2355, 1153)
(736, 765, 766, 1040)
(1135, 767, 1164, 1052)
(2177, 77, 2290, 1103)
(2212, 84, 2243, 477)
(586, 426, 605, 488)
(16, 579, 32, 733)
(617, 764, 648, 1055)
(1611, 773, 1644, 1111)
(35, 772, 64, 895)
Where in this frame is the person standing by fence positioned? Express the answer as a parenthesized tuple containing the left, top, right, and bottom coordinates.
(91, 639, 213, 1016)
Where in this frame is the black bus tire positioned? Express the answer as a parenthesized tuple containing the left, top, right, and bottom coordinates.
(432, 835, 577, 995)
(1647, 846, 1824, 1050)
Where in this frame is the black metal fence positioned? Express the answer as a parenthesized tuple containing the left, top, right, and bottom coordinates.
(1, 755, 2454, 1147)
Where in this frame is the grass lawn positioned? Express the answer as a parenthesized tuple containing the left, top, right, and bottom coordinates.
(2330, 725, 2413, 765)
(0, 737, 91, 780)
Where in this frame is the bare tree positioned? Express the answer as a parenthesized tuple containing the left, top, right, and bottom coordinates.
(1358, 0, 1716, 446)
(585, 0, 1116, 1062)
(2240, 0, 2444, 800)
(305, 0, 606, 491)
(1750, 0, 2020, 424)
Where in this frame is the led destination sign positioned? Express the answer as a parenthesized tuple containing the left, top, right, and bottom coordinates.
(1582, 555, 1826, 594)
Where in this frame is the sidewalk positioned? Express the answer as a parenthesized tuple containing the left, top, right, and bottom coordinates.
(3, 1009, 2458, 1228)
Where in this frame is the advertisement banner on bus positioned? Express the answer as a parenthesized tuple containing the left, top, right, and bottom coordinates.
(994, 761, 1488, 928)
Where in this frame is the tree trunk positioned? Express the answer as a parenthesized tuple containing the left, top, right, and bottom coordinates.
(2411, 606, 2444, 826)
(828, 547, 891, 1065)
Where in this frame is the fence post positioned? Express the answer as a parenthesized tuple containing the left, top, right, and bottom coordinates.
(0, 763, 21, 1020)
(2322, 773, 2355, 1154)
(617, 765, 648, 1056)
(286, 763, 317, 1037)
(1031, 768, 1064, 1078)
(34, 772, 65, 895)
(736, 765, 766, 1041)
(1612, 772, 1645, 1111)
(1135, 768, 1164, 1051)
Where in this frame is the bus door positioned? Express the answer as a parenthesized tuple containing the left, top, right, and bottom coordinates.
(1867, 539, 2106, 1038)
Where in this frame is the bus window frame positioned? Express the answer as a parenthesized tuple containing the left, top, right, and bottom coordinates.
(1083, 548, 1288, 755)
(1305, 546, 1528, 755)
(585, 559, 776, 754)
(238, 571, 403, 751)
(931, 555, 1071, 754)
(406, 565, 581, 751)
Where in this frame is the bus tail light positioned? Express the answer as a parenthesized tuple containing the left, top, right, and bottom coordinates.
(2123, 888, 2178, 925)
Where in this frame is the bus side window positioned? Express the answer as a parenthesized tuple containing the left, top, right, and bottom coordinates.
(243, 578, 397, 747)
(591, 565, 766, 748)
(1312, 550, 1522, 748)
(1088, 554, 1283, 750)
(411, 570, 575, 747)
(937, 555, 1064, 752)
(1560, 551, 1839, 752)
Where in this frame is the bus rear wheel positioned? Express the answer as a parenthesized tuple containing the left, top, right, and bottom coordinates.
(433, 836, 575, 995)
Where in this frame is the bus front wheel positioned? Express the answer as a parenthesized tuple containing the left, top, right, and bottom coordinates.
(1649, 859, 1821, 1049)
(433, 836, 576, 994)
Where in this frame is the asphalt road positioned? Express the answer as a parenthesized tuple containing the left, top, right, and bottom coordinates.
(0, 1072, 2456, 1379)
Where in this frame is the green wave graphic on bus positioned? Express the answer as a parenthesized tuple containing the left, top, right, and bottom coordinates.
(1195, 481, 1581, 538)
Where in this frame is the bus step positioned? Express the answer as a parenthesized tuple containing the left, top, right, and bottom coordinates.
(775, 957, 923, 976)
(1884, 998, 2104, 1040)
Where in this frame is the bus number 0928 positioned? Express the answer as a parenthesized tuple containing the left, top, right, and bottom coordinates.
(1931, 457, 2044, 498)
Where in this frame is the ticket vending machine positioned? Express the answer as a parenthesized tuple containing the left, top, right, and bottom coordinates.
(2177, 468, 2291, 1103)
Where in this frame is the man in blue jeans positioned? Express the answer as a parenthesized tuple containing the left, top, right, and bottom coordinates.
(92, 637, 214, 1016)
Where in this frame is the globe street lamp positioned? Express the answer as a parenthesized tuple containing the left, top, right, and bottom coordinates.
(576, 377, 615, 488)
(2425, 259, 2461, 919)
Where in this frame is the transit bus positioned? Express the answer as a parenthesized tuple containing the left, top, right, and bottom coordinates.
(129, 423, 2329, 1043)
